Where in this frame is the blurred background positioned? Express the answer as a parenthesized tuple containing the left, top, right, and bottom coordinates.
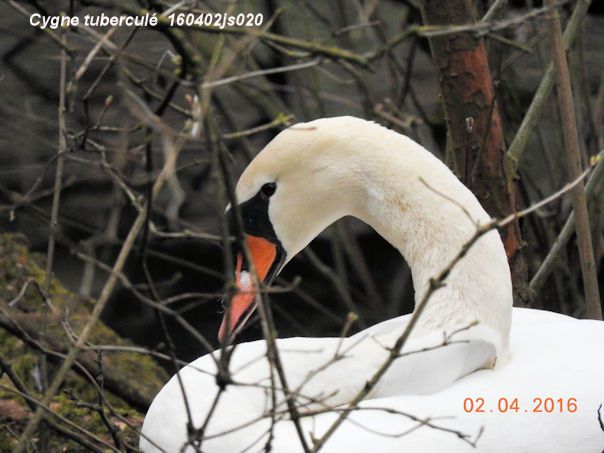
(1, 0, 602, 366)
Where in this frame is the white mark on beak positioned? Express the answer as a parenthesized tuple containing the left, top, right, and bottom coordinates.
(239, 270, 252, 290)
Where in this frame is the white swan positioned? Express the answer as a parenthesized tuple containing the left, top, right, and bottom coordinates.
(140, 117, 604, 452)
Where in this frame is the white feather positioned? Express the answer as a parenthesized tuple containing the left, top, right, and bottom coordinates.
(140, 118, 604, 452)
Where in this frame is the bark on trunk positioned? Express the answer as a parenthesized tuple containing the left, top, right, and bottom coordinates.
(419, 0, 528, 303)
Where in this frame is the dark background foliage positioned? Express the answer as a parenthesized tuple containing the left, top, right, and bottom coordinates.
(1, 1, 603, 363)
(1, 1, 603, 450)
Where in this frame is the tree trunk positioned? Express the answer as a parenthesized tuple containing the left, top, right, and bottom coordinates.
(419, 0, 528, 303)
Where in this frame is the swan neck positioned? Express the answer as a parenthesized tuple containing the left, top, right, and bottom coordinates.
(345, 133, 512, 354)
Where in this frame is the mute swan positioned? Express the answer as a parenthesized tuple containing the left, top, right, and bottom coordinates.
(141, 117, 604, 452)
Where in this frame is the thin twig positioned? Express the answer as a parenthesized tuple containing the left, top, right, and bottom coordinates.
(482, 0, 507, 22)
(0, 356, 109, 452)
(205, 112, 311, 453)
(544, 0, 601, 319)
(506, 0, 593, 174)
(310, 166, 593, 451)
(15, 128, 184, 453)
(530, 153, 604, 294)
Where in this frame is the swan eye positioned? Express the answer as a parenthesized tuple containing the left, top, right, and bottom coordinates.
(260, 182, 277, 198)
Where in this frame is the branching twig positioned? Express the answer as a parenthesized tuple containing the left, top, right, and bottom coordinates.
(506, 0, 593, 173)
(530, 152, 604, 296)
(15, 127, 185, 453)
(0, 356, 109, 452)
(310, 166, 594, 451)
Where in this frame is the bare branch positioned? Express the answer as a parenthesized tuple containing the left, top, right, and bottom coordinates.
(544, 0, 601, 319)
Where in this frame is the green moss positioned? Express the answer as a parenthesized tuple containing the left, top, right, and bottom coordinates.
(0, 427, 14, 453)
(0, 233, 166, 449)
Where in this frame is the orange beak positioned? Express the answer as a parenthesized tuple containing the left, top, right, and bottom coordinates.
(218, 235, 278, 343)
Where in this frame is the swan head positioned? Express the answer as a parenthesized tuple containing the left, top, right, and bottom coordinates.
(218, 116, 512, 352)
(219, 117, 366, 342)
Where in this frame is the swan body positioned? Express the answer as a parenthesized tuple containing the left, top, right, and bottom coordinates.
(142, 309, 604, 452)
(141, 117, 604, 452)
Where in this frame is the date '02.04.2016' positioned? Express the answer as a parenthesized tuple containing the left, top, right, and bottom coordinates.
(464, 397, 578, 414)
